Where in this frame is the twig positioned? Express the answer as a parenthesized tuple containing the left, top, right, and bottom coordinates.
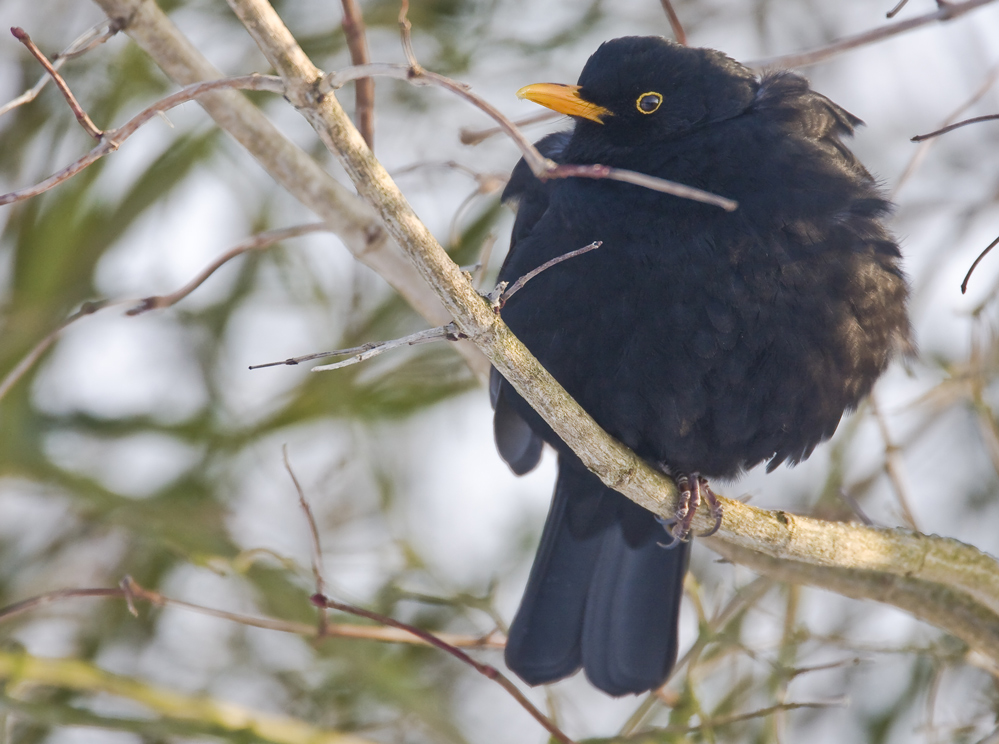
(0, 19, 119, 119)
(619, 576, 774, 736)
(0, 223, 320, 404)
(314, 593, 576, 744)
(339, 0, 375, 148)
(127, 223, 328, 315)
(962, 235, 999, 294)
(248, 322, 466, 371)
(460, 111, 560, 146)
(495, 241, 602, 308)
(397, 0, 420, 72)
(620, 700, 845, 739)
(869, 393, 920, 530)
(0, 299, 123, 403)
(912, 113, 999, 142)
(838, 488, 876, 526)
(659, 0, 687, 45)
(0, 581, 504, 649)
(11, 27, 103, 139)
(320, 65, 737, 211)
(893, 64, 999, 200)
(747, 0, 999, 69)
(886, 0, 911, 18)
(283, 446, 329, 636)
(0, 74, 284, 207)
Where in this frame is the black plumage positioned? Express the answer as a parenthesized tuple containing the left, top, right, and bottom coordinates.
(493, 37, 911, 696)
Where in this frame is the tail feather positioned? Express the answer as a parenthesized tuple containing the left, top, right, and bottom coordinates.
(505, 455, 689, 695)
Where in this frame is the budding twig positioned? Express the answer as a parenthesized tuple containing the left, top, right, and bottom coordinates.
(0, 74, 284, 206)
(0, 19, 119, 118)
(11, 26, 103, 139)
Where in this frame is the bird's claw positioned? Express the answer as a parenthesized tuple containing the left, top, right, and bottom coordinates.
(658, 472, 722, 545)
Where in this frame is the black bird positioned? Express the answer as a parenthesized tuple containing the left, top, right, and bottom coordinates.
(492, 37, 912, 696)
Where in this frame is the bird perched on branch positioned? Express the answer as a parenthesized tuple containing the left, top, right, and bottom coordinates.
(491, 36, 912, 696)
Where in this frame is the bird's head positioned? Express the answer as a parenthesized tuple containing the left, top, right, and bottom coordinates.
(517, 37, 759, 150)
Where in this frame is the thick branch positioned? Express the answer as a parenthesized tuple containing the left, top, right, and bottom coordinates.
(224, 0, 999, 669)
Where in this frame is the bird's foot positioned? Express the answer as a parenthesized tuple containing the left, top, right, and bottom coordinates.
(657, 472, 723, 547)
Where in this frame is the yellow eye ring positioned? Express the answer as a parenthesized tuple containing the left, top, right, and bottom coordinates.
(636, 91, 663, 114)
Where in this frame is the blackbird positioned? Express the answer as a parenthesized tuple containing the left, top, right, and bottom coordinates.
(491, 36, 912, 696)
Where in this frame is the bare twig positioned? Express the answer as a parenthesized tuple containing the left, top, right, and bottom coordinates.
(248, 322, 466, 371)
(869, 393, 920, 530)
(320, 65, 737, 211)
(314, 593, 576, 744)
(747, 0, 999, 69)
(659, 0, 687, 45)
(397, 0, 420, 72)
(0, 223, 322, 403)
(339, 0, 375, 148)
(496, 241, 603, 307)
(11, 26, 103, 139)
(886, 0, 911, 18)
(460, 111, 560, 146)
(893, 64, 999, 199)
(0, 19, 119, 118)
(127, 223, 327, 315)
(962, 235, 999, 294)
(838, 488, 876, 526)
(912, 113, 999, 142)
(628, 700, 845, 739)
(0, 74, 284, 206)
(283, 446, 329, 636)
(0, 299, 124, 403)
(0, 581, 504, 649)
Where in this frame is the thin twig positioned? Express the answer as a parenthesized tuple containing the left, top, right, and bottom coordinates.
(869, 393, 920, 530)
(460, 111, 560, 146)
(0, 299, 123, 403)
(315, 593, 576, 744)
(0, 581, 504, 649)
(912, 113, 999, 142)
(619, 577, 775, 735)
(397, 0, 421, 72)
(339, 0, 375, 148)
(0, 223, 318, 404)
(283, 446, 329, 636)
(838, 488, 876, 526)
(11, 27, 103, 139)
(0, 74, 284, 206)
(893, 64, 999, 200)
(747, 0, 999, 69)
(248, 322, 466, 371)
(127, 223, 328, 315)
(497, 241, 602, 307)
(0, 19, 119, 119)
(963, 235, 999, 294)
(320, 65, 737, 211)
(628, 700, 845, 739)
(886, 0, 911, 18)
(659, 0, 687, 45)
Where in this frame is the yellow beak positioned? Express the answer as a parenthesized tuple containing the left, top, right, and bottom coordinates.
(516, 83, 612, 124)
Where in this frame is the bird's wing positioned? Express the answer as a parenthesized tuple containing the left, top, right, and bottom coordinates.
(492, 131, 571, 475)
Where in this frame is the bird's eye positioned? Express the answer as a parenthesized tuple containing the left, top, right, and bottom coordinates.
(636, 92, 663, 114)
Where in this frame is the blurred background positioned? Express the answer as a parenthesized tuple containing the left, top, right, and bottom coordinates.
(2, 0, 999, 742)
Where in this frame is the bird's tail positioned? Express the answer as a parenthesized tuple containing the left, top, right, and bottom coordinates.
(505, 455, 690, 696)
